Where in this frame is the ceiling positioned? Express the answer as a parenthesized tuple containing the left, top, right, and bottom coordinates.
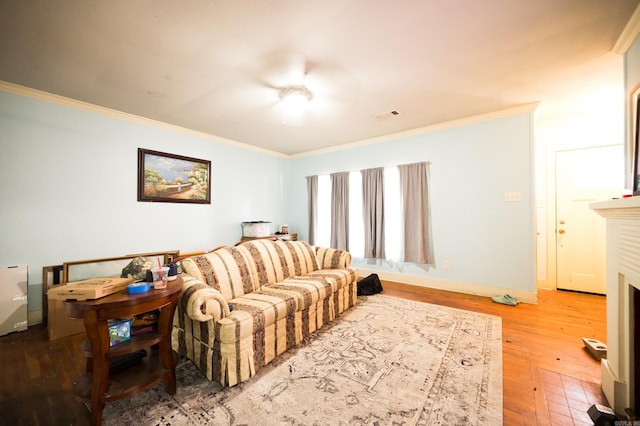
(0, 1, 638, 155)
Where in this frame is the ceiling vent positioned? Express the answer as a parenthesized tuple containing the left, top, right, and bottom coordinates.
(373, 110, 400, 121)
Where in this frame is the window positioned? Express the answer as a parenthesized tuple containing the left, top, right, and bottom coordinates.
(308, 162, 433, 265)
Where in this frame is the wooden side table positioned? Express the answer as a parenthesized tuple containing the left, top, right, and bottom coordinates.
(239, 233, 298, 243)
(63, 277, 182, 426)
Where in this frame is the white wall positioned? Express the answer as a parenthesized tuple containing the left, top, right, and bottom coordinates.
(0, 90, 289, 315)
(626, 34, 640, 188)
(286, 113, 537, 298)
(1, 87, 538, 317)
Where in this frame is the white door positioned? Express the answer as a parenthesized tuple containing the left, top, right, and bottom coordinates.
(555, 145, 624, 294)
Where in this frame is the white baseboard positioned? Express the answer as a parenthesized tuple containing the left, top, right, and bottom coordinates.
(601, 359, 630, 414)
(356, 268, 538, 304)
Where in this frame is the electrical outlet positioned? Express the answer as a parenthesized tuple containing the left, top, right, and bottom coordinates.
(443, 260, 450, 269)
(504, 191, 521, 202)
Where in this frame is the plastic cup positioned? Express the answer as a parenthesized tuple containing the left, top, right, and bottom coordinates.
(151, 266, 169, 289)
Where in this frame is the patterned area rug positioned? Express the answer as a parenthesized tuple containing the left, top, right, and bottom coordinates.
(103, 294, 502, 425)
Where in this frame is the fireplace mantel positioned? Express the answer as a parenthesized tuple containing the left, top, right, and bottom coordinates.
(591, 196, 640, 219)
(590, 196, 640, 415)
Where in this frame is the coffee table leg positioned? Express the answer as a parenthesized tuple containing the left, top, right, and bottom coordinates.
(158, 300, 178, 395)
(85, 313, 110, 425)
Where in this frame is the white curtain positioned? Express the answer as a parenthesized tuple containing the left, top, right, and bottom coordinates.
(398, 162, 434, 265)
(307, 163, 432, 266)
(383, 166, 402, 262)
(316, 175, 331, 248)
(330, 172, 350, 250)
(306, 175, 317, 245)
(349, 172, 364, 257)
(361, 167, 385, 258)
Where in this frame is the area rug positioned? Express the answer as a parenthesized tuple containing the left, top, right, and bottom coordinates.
(103, 294, 503, 425)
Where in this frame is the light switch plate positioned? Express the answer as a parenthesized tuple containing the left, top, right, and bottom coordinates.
(504, 192, 521, 202)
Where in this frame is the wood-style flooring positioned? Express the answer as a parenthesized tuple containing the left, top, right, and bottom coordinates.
(0, 281, 607, 425)
(382, 282, 607, 425)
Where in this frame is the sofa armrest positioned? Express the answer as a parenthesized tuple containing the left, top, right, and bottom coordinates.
(179, 275, 230, 322)
(315, 247, 352, 269)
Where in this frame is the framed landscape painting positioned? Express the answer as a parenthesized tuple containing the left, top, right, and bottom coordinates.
(138, 148, 211, 204)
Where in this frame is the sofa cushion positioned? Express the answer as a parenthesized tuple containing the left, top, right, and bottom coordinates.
(305, 268, 359, 293)
(315, 246, 352, 269)
(264, 276, 333, 311)
(237, 240, 319, 287)
(180, 246, 258, 300)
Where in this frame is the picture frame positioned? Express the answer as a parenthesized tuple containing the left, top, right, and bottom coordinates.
(138, 148, 211, 204)
(632, 84, 640, 196)
(63, 250, 179, 283)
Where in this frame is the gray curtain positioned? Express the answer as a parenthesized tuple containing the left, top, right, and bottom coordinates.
(306, 175, 318, 245)
(398, 162, 434, 265)
(330, 172, 349, 250)
(361, 167, 385, 258)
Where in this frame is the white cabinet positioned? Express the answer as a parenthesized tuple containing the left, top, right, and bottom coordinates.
(0, 265, 28, 336)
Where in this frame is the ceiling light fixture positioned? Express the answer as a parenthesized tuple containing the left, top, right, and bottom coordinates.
(279, 86, 313, 125)
(280, 86, 313, 107)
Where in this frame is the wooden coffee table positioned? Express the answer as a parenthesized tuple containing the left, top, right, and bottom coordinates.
(63, 277, 182, 426)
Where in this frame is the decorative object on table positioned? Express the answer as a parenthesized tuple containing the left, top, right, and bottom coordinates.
(121, 256, 154, 281)
(127, 282, 151, 294)
(102, 295, 503, 425)
(107, 319, 131, 346)
(241, 221, 271, 238)
(137, 148, 211, 204)
(280, 224, 288, 234)
(164, 263, 180, 281)
(151, 266, 169, 289)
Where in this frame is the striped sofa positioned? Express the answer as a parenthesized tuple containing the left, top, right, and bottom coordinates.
(171, 239, 358, 387)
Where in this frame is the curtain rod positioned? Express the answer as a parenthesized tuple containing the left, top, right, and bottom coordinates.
(305, 161, 430, 178)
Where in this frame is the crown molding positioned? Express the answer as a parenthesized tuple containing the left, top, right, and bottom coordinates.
(613, 3, 640, 55)
(0, 80, 288, 159)
(291, 102, 540, 159)
(2, 80, 538, 160)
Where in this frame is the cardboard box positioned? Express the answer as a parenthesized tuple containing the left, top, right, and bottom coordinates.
(108, 319, 131, 346)
(47, 277, 133, 301)
(0, 265, 28, 336)
(47, 298, 85, 340)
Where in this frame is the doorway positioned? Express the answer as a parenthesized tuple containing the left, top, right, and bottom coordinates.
(554, 145, 623, 294)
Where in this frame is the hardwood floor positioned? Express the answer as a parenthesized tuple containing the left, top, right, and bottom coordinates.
(0, 282, 606, 425)
(382, 282, 607, 425)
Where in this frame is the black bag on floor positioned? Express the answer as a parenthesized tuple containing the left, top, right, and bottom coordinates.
(357, 273, 383, 296)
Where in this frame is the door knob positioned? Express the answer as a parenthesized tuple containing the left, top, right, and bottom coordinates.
(558, 229, 566, 234)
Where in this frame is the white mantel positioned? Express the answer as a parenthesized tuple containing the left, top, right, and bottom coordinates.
(591, 196, 640, 414)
